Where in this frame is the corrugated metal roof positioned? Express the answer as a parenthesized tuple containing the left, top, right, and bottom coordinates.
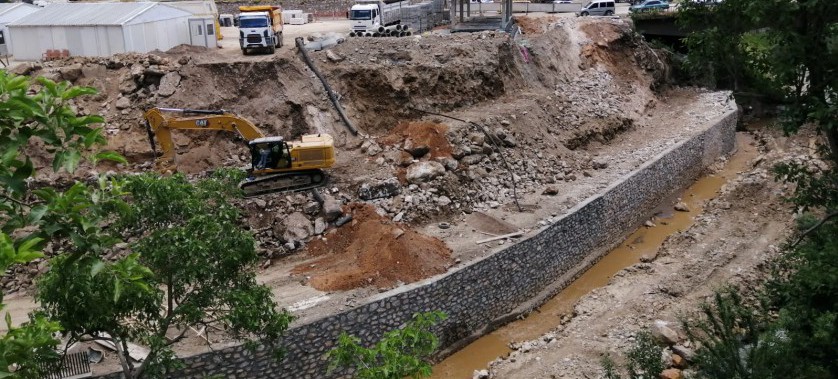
(9, 2, 187, 27)
(0, 3, 40, 24)
(0, 3, 33, 16)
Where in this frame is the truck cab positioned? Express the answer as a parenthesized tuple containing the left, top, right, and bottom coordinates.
(349, 3, 381, 35)
(238, 6, 283, 55)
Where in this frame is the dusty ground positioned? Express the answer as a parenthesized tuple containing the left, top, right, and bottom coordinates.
(0, 14, 782, 377)
(485, 124, 807, 378)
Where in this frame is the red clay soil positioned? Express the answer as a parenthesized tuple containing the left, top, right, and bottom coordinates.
(293, 204, 453, 291)
(378, 121, 453, 159)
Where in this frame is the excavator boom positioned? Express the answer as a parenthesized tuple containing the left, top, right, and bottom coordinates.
(143, 107, 335, 196)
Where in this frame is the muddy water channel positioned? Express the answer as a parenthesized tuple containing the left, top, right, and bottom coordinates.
(430, 134, 757, 378)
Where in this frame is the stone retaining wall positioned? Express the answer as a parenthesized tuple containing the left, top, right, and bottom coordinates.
(97, 109, 737, 378)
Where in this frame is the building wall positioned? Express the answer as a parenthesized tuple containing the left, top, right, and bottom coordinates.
(94, 109, 738, 379)
(123, 17, 191, 53)
(0, 4, 41, 55)
(8, 25, 124, 60)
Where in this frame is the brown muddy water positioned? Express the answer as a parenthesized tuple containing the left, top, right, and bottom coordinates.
(430, 133, 757, 379)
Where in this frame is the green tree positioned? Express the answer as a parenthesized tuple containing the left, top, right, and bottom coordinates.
(328, 311, 447, 379)
(0, 71, 123, 377)
(678, 0, 838, 164)
(37, 171, 292, 379)
(761, 219, 838, 378)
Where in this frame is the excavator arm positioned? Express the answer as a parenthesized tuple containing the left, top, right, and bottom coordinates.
(142, 107, 335, 196)
(143, 107, 266, 171)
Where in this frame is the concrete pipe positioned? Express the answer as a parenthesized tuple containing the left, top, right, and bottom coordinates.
(395, 24, 402, 31)
(402, 25, 410, 31)
(349, 32, 356, 37)
(378, 26, 385, 33)
(405, 31, 412, 36)
(373, 32, 380, 37)
(365, 32, 372, 37)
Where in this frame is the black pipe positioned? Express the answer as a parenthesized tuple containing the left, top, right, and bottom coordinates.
(294, 37, 359, 136)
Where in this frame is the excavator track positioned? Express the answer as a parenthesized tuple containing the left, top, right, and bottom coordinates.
(239, 169, 328, 197)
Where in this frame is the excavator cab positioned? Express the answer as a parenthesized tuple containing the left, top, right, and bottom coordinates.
(143, 107, 335, 196)
(249, 137, 291, 171)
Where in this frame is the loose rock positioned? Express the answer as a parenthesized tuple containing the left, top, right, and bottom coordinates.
(278, 212, 314, 243)
(157, 71, 181, 97)
(652, 320, 680, 346)
(358, 177, 402, 200)
(321, 194, 343, 221)
(660, 368, 683, 379)
(406, 161, 445, 184)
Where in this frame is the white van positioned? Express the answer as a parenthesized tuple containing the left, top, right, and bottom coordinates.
(577, 0, 616, 16)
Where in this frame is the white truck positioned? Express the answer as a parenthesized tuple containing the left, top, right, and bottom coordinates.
(238, 5, 283, 55)
(349, 0, 410, 37)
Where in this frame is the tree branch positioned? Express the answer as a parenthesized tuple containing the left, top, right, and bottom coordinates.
(0, 193, 32, 208)
(112, 336, 134, 379)
(164, 328, 189, 347)
(792, 211, 838, 248)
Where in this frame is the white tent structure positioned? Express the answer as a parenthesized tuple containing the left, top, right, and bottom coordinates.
(0, 3, 40, 56)
(7, 2, 200, 60)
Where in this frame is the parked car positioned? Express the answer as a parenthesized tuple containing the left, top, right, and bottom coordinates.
(629, 0, 669, 12)
(577, 0, 616, 16)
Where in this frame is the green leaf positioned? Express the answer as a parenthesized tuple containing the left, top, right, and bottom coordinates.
(61, 86, 98, 100)
(52, 150, 66, 173)
(90, 260, 105, 278)
(94, 151, 127, 165)
(28, 205, 48, 224)
(63, 150, 81, 173)
(113, 280, 122, 302)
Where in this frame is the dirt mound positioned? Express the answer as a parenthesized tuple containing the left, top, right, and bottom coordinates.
(579, 21, 669, 88)
(293, 204, 453, 291)
(162, 44, 212, 55)
(379, 121, 453, 159)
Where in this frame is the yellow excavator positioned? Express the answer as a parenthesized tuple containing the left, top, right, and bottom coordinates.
(143, 107, 335, 197)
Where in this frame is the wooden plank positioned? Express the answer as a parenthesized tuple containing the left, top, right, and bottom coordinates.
(475, 231, 523, 244)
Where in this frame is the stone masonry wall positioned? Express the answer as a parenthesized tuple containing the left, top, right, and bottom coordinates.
(96, 109, 737, 378)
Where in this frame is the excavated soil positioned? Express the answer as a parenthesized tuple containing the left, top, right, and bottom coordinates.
(292, 204, 452, 291)
(379, 121, 453, 160)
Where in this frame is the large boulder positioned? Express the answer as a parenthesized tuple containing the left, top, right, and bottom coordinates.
(321, 194, 343, 221)
(652, 320, 679, 346)
(115, 96, 131, 110)
(58, 63, 83, 82)
(276, 212, 313, 243)
(358, 177, 402, 200)
(406, 161, 445, 184)
(157, 71, 181, 97)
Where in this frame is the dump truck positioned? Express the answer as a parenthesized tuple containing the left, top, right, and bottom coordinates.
(238, 5, 283, 55)
(348, 0, 411, 37)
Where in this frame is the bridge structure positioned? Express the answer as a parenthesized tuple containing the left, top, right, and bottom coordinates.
(449, 0, 579, 32)
(631, 12, 690, 38)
